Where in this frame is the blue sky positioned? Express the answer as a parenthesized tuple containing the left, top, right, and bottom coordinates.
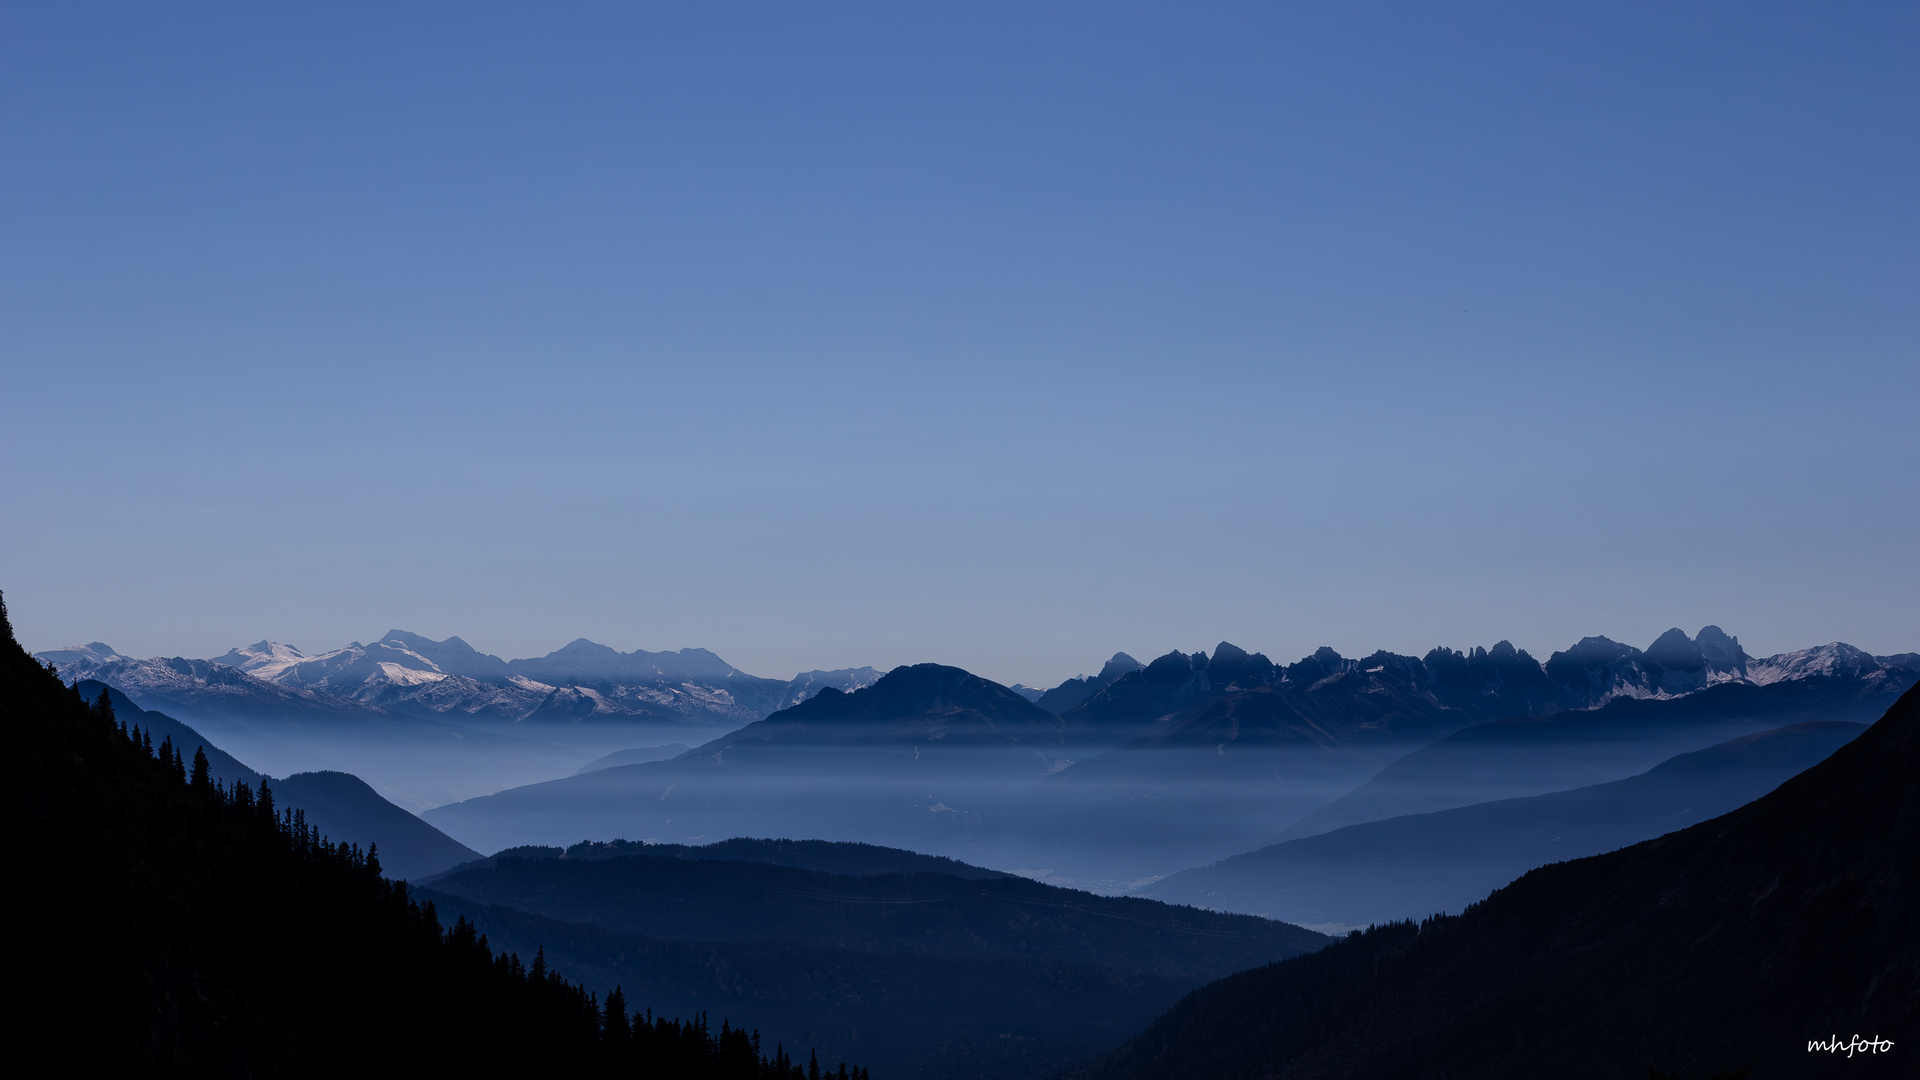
(3, 2, 1914, 683)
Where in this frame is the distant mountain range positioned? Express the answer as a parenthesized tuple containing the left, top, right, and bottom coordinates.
(39, 626, 1919, 851)
(37, 625, 1916, 735)
(1047, 629, 1918, 732)
(38, 632, 885, 728)
(1011, 631, 1917, 883)
(1272, 655, 1918, 842)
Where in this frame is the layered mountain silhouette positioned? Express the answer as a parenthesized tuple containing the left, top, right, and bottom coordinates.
(425, 664, 1077, 857)
(425, 638, 1920, 885)
(76, 680, 482, 879)
(1034, 653, 1146, 715)
(1069, 681, 1920, 1080)
(1143, 720, 1867, 928)
(448, 836, 1021, 881)
(1274, 667, 1918, 841)
(272, 770, 482, 880)
(427, 843, 1324, 978)
(688, 663, 1068, 753)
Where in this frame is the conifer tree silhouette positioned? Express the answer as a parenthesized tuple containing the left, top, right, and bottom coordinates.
(3, 585, 874, 1080)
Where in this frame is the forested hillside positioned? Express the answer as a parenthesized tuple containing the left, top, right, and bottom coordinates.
(3, 592, 860, 1079)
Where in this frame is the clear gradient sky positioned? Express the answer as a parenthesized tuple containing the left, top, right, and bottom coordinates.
(3, 2, 1915, 685)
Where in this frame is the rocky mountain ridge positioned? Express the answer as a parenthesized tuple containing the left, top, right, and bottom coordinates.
(36, 626, 1917, 737)
(38, 633, 884, 727)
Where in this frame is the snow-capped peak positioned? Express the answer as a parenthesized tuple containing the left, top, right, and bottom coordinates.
(36, 642, 129, 669)
(214, 640, 321, 680)
(1747, 643, 1883, 685)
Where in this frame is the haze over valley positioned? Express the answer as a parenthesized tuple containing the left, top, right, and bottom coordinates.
(42, 623, 1918, 910)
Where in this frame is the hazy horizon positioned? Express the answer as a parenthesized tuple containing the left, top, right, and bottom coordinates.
(21, 619, 1911, 693)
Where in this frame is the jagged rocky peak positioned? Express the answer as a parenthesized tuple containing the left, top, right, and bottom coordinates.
(1203, 642, 1278, 688)
(1424, 640, 1530, 665)
(1210, 641, 1250, 664)
(1032, 652, 1147, 714)
(1283, 645, 1350, 685)
(1553, 635, 1643, 666)
(1142, 650, 1201, 684)
(1693, 625, 1750, 674)
(1643, 628, 1706, 672)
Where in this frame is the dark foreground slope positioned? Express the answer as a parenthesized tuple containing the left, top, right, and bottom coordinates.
(80, 680, 483, 880)
(2, 593, 862, 1080)
(273, 770, 482, 880)
(1072, 682, 1920, 1080)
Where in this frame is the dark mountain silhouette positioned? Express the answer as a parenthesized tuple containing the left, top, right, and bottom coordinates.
(5, 591, 862, 1079)
(1035, 653, 1146, 715)
(1276, 672, 1917, 841)
(1058, 639, 1550, 746)
(1143, 720, 1867, 928)
(1068, 681, 1920, 1080)
(1018, 651, 1484, 884)
(707, 663, 1067, 751)
(426, 664, 1079, 858)
(80, 679, 485, 880)
(418, 888, 1196, 1080)
(273, 770, 482, 880)
(77, 679, 262, 787)
(430, 837, 1020, 883)
(417, 838, 1326, 1080)
(425, 845, 1325, 979)
(1054, 627, 1796, 748)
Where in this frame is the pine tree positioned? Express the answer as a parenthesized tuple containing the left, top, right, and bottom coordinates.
(191, 746, 211, 790)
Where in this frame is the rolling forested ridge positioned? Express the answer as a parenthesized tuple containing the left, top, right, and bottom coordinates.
(2, 591, 863, 1079)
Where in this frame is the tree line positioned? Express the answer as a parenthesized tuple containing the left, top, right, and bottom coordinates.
(3, 590, 868, 1079)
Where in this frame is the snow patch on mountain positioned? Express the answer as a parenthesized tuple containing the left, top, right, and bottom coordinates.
(214, 640, 326, 680)
(1747, 643, 1911, 686)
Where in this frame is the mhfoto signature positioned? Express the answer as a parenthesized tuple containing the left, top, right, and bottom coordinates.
(1808, 1035, 1893, 1058)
